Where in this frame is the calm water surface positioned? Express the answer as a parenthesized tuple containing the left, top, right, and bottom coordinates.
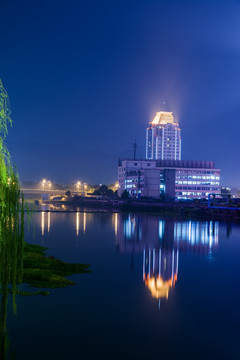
(5, 212, 240, 359)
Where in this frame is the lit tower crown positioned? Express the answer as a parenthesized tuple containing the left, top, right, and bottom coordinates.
(146, 111, 181, 160)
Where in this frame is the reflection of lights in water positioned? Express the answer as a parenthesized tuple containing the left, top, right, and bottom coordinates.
(118, 216, 219, 309)
(144, 273, 178, 300)
(143, 248, 179, 301)
(149, 277, 169, 299)
(153, 249, 155, 272)
(209, 221, 214, 249)
(159, 220, 164, 239)
(143, 249, 145, 280)
(124, 215, 136, 239)
(42, 211, 51, 235)
(76, 212, 79, 236)
(188, 221, 191, 242)
(173, 220, 219, 247)
(41, 212, 45, 236)
(38, 211, 91, 236)
(205, 225, 208, 244)
(48, 212, 51, 233)
(114, 213, 118, 236)
(123, 217, 219, 249)
(83, 212, 86, 234)
(124, 215, 131, 238)
(159, 249, 161, 277)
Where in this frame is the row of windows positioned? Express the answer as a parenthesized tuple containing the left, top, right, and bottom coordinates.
(176, 172, 219, 176)
(176, 181, 220, 185)
(176, 175, 220, 179)
(157, 150, 180, 153)
(131, 162, 152, 167)
(157, 142, 180, 145)
(125, 178, 144, 183)
(158, 154, 180, 157)
(176, 187, 219, 191)
(176, 192, 209, 196)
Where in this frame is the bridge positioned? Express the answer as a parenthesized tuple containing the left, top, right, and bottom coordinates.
(21, 188, 81, 195)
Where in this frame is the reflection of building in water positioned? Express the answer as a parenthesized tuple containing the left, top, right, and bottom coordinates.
(174, 220, 219, 253)
(117, 215, 218, 254)
(116, 215, 219, 305)
(143, 248, 178, 302)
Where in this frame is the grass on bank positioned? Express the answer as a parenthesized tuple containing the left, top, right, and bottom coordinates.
(21, 242, 90, 293)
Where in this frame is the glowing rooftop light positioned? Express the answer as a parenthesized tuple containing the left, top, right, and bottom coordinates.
(151, 111, 178, 126)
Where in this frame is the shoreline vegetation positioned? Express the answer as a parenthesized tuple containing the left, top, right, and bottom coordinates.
(0, 78, 91, 297)
(4, 242, 90, 297)
(21, 242, 90, 295)
(0, 77, 91, 355)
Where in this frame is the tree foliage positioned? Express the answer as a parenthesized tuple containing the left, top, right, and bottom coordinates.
(0, 79, 23, 356)
(0, 79, 12, 140)
(93, 184, 113, 196)
(121, 190, 129, 199)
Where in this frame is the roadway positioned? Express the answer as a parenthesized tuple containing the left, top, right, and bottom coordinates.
(21, 188, 80, 195)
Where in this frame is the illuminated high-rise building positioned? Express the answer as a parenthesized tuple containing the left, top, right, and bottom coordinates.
(146, 111, 181, 160)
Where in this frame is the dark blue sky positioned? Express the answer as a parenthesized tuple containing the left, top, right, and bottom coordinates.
(1, 0, 240, 186)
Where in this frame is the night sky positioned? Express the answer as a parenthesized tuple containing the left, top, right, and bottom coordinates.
(1, 0, 240, 186)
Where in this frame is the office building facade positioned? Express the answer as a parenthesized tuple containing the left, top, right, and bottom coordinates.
(146, 111, 181, 161)
(118, 159, 220, 200)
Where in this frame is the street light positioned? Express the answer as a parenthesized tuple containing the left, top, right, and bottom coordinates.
(77, 181, 81, 193)
(42, 179, 46, 190)
(84, 182, 87, 196)
(48, 181, 51, 190)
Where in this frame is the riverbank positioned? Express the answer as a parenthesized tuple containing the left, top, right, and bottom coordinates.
(34, 198, 240, 222)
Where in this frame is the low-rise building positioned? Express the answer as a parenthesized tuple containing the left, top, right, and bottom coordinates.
(118, 159, 220, 200)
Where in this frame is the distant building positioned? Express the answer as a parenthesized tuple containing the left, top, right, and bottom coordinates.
(221, 186, 231, 195)
(118, 159, 221, 200)
(146, 111, 181, 160)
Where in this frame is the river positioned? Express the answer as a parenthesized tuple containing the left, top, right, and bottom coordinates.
(5, 212, 240, 359)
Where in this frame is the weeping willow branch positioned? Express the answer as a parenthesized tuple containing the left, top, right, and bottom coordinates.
(0, 79, 23, 358)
